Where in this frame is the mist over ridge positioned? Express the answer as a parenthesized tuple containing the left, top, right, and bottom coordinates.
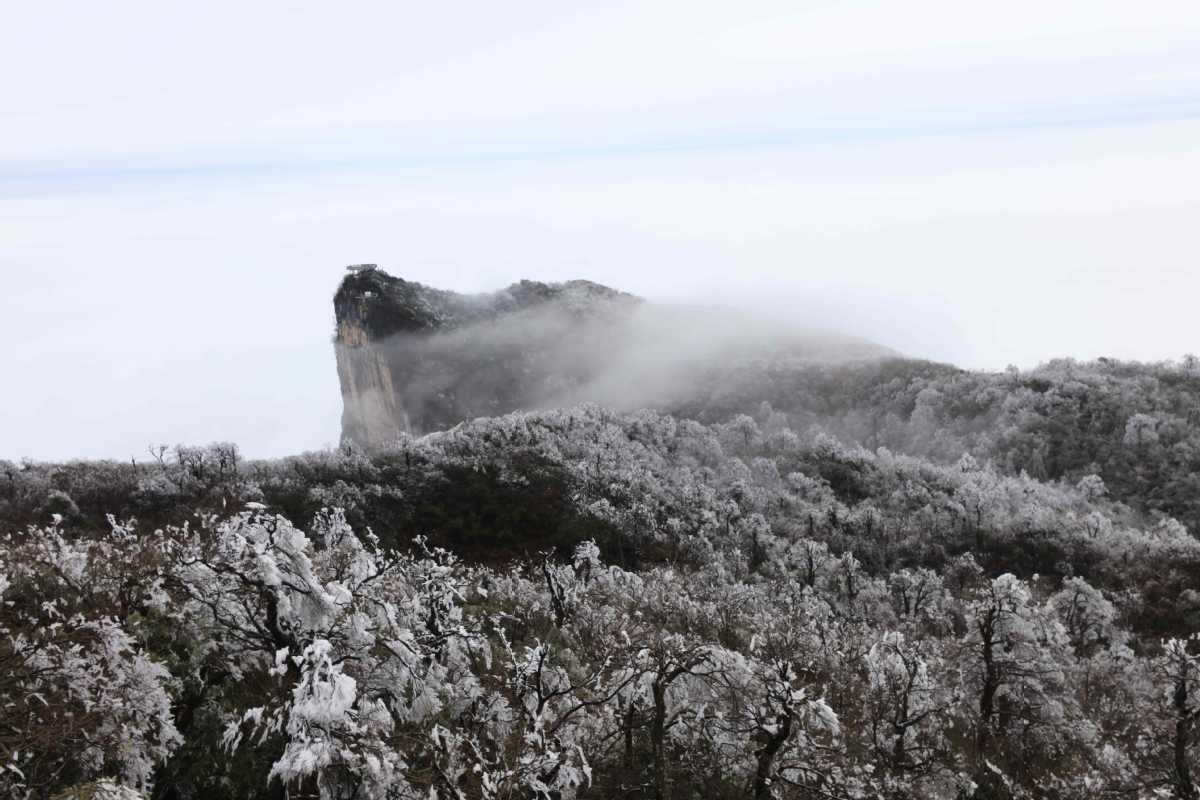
(332, 266, 893, 445)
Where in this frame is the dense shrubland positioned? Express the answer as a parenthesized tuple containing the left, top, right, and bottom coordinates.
(678, 355, 1200, 534)
(4, 356, 1200, 798)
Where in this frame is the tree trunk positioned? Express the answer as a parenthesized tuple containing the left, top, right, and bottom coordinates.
(623, 701, 637, 771)
(1174, 672, 1198, 800)
(753, 712, 793, 800)
(976, 614, 999, 760)
(651, 682, 670, 800)
(891, 686, 910, 771)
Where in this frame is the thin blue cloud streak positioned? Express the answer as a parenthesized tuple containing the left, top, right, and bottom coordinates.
(4, 91, 1200, 194)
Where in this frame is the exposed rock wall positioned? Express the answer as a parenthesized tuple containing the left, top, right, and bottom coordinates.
(332, 266, 639, 446)
(334, 315, 406, 445)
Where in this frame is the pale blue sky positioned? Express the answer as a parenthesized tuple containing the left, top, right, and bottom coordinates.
(3, 0, 1200, 459)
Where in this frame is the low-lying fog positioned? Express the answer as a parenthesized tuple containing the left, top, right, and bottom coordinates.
(371, 293, 891, 435)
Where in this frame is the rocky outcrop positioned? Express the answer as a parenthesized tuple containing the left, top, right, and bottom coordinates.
(333, 266, 640, 445)
(333, 266, 891, 448)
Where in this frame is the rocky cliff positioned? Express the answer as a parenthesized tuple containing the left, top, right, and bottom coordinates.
(333, 266, 641, 445)
(333, 266, 891, 447)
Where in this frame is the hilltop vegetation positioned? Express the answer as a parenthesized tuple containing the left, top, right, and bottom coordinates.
(4, 355, 1200, 799)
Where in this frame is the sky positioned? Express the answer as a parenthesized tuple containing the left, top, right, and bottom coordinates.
(3, 0, 1200, 460)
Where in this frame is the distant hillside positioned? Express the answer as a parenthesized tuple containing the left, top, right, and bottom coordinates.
(331, 269, 1200, 534)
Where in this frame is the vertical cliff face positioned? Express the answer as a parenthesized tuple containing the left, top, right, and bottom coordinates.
(334, 266, 457, 445)
(332, 266, 640, 447)
(334, 309, 406, 446)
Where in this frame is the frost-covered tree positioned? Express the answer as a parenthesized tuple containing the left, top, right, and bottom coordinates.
(953, 573, 1089, 792)
(0, 523, 179, 798)
(175, 509, 483, 798)
(862, 631, 953, 782)
(1138, 638, 1200, 799)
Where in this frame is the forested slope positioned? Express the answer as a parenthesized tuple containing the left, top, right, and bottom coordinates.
(4, 357, 1200, 799)
(725, 356, 1200, 534)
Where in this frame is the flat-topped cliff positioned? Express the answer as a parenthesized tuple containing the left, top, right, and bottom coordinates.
(333, 267, 641, 444)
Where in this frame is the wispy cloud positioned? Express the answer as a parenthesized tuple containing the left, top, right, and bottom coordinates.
(6, 91, 1200, 193)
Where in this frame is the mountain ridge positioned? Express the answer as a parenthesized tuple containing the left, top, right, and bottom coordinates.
(332, 265, 892, 446)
